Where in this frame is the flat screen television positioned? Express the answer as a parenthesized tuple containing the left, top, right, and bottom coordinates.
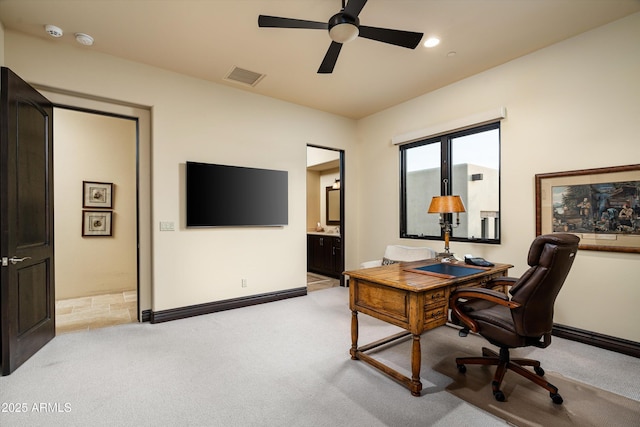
(186, 161, 288, 227)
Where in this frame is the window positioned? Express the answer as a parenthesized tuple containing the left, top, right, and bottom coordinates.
(400, 122, 500, 244)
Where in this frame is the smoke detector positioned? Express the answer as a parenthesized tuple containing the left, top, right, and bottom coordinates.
(75, 33, 94, 46)
(45, 24, 63, 38)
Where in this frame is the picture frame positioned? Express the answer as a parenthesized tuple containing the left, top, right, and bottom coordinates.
(535, 164, 640, 253)
(82, 210, 113, 237)
(83, 181, 113, 209)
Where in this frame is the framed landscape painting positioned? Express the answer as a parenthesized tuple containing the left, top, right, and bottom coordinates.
(536, 164, 640, 253)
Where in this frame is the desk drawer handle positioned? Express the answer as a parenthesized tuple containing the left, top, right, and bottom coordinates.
(431, 311, 444, 319)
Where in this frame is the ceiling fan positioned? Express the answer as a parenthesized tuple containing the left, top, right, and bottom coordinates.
(258, 0, 424, 74)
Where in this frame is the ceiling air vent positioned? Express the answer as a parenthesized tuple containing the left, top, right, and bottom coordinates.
(224, 66, 266, 87)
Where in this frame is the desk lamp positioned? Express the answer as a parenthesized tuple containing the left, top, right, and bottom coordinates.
(428, 194, 466, 258)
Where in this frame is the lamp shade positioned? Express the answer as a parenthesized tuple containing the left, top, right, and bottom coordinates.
(428, 195, 466, 214)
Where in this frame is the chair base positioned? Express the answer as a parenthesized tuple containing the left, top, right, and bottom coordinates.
(456, 347, 563, 404)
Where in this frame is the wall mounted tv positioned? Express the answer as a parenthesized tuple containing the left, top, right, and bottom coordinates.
(186, 161, 288, 227)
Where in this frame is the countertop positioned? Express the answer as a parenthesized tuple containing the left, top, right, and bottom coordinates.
(307, 231, 341, 237)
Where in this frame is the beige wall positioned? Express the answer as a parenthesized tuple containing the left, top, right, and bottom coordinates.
(3, 12, 639, 341)
(306, 171, 321, 231)
(54, 108, 137, 299)
(3, 30, 359, 312)
(0, 22, 5, 64)
(357, 13, 640, 341)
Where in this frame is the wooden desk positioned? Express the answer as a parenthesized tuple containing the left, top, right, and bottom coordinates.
(345, 260, 512, 396)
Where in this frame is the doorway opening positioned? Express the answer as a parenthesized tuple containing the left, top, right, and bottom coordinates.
(37, 87, 152, 333)
(53, 107, 139, 333)
(306, 145, 345, 288)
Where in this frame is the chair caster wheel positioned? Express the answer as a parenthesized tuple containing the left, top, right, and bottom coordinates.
(493, 390, 505, 402)
(534, 366, 545, 376)
(457, 364, 466, 373)
(550, 392, 563, 404)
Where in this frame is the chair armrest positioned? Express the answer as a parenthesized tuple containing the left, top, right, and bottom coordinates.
(487, 277, 519, 288)
(450, 288, 522, 333)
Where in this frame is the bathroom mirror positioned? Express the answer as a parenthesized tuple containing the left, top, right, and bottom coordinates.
(326, 186, 340, 225)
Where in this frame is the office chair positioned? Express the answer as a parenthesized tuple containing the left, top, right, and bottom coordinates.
(450, 233, 579, 404)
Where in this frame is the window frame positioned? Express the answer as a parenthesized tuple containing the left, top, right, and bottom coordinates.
(399, 121, 501, 245)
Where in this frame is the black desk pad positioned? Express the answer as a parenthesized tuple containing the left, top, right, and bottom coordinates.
(410, 263, 483, 278)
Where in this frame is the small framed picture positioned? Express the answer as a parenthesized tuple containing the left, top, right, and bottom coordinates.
(82, 211, 113, 237)
(83, 181, 113, 209)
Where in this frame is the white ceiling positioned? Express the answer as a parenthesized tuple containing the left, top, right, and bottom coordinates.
(1, 0, 639, 119)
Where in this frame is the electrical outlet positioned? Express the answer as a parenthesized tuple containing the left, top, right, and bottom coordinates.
(241, 279, 247, 288)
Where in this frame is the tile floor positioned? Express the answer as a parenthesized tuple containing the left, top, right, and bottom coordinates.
(307, 273, 341, 292)
(55, 290, 137, 334)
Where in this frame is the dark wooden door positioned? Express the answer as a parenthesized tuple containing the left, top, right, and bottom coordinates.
(0, 67, 55, 375)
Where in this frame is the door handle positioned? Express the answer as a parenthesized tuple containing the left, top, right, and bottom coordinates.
(9, 256, 32, 265)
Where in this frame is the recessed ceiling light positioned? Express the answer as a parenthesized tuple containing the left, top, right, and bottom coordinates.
(423, 37, 440, 48)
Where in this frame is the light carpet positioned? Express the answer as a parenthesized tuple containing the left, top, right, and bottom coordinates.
(0, 287, 638, 426)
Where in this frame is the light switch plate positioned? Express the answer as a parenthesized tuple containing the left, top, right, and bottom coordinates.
(159, 221, 175, 231)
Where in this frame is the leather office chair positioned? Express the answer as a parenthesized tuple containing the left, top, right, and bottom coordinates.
(450, 233, 579, 404)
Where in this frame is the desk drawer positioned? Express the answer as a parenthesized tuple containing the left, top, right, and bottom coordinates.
(424, 305, 447, 329)
(423, 288, 448, 329)
(424, 288, 447, 308)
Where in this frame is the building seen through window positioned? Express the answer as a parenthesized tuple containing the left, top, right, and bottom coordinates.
(400, 122, 500, 244)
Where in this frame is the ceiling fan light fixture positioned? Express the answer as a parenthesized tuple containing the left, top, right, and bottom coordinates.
(258, 2, 423, 74)
(328, 13, 359, 43)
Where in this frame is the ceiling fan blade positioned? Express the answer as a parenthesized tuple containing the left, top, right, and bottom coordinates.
(258, 15, 328, 30)
(358, 26, 423, 49)
(343, 0, 368, 17)
(318, 42, 343, 74)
